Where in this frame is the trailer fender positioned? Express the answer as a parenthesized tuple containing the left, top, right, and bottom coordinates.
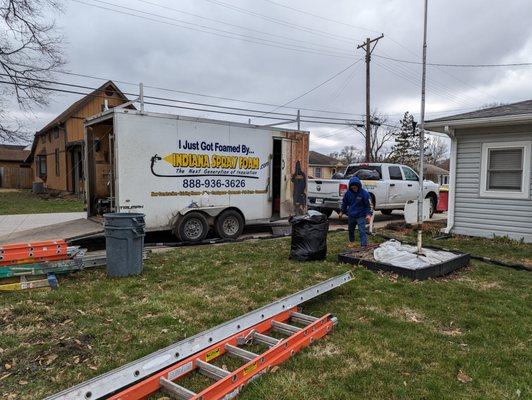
(170, 206, 226, 233)
(180, 206, 228, 218)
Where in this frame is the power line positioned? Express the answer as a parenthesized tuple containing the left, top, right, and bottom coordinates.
(131, 0, 352, 55)
(57, 70, 363, 117)
(257, 58, 363, 118)
(373, 60, 477, 109)
(260, 0, 380, 34)
(0, 78, 362, 127)
(70, 0, 353, 59)
(201, 0, 355, 44)
(374, 57, 487, 108)
(374, 53, 532, 68)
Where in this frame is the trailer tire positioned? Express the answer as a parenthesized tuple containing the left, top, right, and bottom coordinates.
(177, 212, 209, 242)
(215, 210, 244, 240)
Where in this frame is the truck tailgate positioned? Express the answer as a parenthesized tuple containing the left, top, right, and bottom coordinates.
(308, 179, 340, 199)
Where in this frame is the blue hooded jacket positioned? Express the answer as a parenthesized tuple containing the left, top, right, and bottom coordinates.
(341, 176, 373, 218)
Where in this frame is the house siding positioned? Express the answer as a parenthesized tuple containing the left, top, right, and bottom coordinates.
(31, 89, 127, 192)
(453, 125, 532, 242)
(32, 128, 68, 191)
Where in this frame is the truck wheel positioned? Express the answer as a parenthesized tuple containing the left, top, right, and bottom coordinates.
(177, 212, 209, 242)
(380, 209, 393, 215)
(215, 210, 244, 239)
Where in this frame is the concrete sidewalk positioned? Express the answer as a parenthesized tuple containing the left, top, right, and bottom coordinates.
(0, 212, 86, 239)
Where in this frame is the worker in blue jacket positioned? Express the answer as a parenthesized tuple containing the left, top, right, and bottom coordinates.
(339, 176, 373, 247)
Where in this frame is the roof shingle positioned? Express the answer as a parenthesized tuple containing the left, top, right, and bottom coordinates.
(0, 144, 30, 162)
(308, 151, 343, 166)
(427, 99, 532, 123)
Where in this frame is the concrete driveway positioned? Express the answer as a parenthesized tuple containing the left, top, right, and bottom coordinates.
(0, 212, 86, 239)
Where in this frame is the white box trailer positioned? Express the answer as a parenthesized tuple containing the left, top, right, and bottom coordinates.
(84, 109, 309, 241)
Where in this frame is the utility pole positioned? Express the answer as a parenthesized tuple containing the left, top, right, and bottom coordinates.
(357, 34, 384, 162)
(417, 0, 429, 254)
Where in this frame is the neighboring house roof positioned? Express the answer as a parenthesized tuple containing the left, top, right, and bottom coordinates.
(425, 99, 532, 132)
(25, 81, 130, 163)
(309, 151, 343, 166)
(0, 144, 30, 162)
(424, 163, 448, 176)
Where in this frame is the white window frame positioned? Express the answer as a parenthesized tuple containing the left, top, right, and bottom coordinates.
(480, 140, 531, 199)
(314, 166, 322, 178)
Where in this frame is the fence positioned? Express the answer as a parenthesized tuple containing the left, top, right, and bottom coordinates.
(0, 166, 33, 189)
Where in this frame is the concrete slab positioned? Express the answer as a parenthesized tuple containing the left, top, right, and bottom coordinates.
(0, 217, 103, 244)
(0, 212, 86, 237)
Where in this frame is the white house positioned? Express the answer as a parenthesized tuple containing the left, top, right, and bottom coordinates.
(426, 100, 532, 243)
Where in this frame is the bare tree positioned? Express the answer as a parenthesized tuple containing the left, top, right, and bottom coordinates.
(335, 145, 364, 164)
(354, 110, 395, 162)
(0, 0, 64, 142)
(426, 137, 449, 165)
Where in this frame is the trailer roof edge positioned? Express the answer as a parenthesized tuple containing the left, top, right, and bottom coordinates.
(84, 108, 310, 134)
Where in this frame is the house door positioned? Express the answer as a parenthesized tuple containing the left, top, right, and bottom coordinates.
(71, 147, 83, 194)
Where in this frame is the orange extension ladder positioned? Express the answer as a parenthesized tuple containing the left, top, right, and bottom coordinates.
(0, 240, 68, 266)
(110, 308, 336, 400)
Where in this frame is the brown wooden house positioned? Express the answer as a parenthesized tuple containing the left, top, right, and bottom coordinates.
(25, 81, 130, 194)
(0, 144, 32, 189)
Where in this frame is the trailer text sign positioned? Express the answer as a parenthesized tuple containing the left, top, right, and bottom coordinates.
(149, 131, 271, 195)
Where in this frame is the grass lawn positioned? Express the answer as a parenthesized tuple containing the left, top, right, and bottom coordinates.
(1, 231, 531, 399)
(0, 189, 84, 215)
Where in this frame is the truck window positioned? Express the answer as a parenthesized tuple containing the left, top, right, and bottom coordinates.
(388, 166, 403, 180)
(344, 165, 382, 180)
(402, 166, 419, 181)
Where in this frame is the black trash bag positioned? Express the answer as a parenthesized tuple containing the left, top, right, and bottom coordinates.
(289, 211, 329, 261)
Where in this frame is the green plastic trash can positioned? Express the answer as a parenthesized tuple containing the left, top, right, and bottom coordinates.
(104, 213, 145, 277)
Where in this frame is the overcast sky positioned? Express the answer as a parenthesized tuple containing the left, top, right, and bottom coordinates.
(7, 0, 532, 154)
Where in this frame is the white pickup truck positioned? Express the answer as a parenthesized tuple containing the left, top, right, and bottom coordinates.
(307, 163, 440, 218)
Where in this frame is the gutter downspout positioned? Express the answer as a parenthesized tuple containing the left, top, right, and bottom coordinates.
(443, 126, 456, 234)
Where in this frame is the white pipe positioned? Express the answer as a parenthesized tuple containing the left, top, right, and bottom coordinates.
(417, 0, 428, 254)
(443, 126, 456, 234)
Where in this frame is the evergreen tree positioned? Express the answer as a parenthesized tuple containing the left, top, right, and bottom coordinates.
(390, 111, 416, 166)
(390, 111, 429, 168)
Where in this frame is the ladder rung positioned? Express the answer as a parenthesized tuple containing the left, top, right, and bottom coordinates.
(253, 332, 281, 347)
(271, 320, 302, 335)
(160, 377, 196, 400)
(291, 311, 319, 326)
(195, 359, 231, 380)
(224, 344, 259, 362)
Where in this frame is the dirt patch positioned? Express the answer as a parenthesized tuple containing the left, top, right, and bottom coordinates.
(348, 346, 398, 371)
(455, 277, 502, 291)
(308, 341, 342, 359)
(391, 307, 424, 323)
(439, 324, 463, 336)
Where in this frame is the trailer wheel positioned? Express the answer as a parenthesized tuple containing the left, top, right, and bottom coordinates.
(177, 212, 209, 242)
(215, 210, 244, 239)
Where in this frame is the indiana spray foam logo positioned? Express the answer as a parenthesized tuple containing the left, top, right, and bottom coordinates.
(162, 153, 260, 170)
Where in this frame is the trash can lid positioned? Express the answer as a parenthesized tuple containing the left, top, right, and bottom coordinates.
(103, 212, 145, 219)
